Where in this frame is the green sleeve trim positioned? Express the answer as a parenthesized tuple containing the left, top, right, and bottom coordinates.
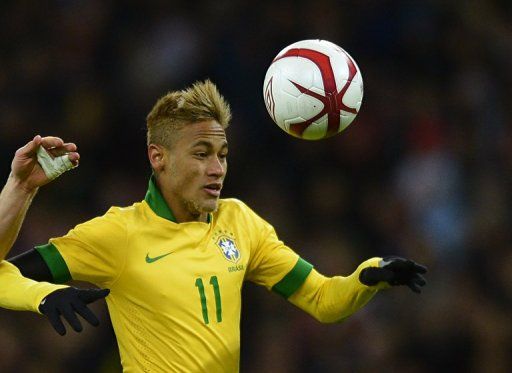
(35, 243, 72, 283)
(272, 258, 314, 299)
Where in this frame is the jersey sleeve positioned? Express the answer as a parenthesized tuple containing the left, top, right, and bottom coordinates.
(287, 258, 384, 323)
(34, 207, 127, 288)
(0, 261, 68, 314)
(243, 203, 313, 298)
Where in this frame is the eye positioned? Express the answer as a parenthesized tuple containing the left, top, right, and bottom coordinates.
(195, 152, 207, 159)
(219, 152, 228, 160)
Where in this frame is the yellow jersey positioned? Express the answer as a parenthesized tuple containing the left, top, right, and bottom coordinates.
(35, 176, 313, 372)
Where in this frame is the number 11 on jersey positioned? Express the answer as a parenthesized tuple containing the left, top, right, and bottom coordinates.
(195, 276, 222, 324)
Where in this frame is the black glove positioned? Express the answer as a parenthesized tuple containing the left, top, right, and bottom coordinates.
(359, 256, 427, 293)
(39, 287, 110, 335)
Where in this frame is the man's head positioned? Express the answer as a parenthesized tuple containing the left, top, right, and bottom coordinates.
(146, 80, 232, 222)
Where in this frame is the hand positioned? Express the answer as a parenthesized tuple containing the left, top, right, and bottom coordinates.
(359, 256, 427, 293)
(39, 287, 110, 335)
(11, 135, 80, 192)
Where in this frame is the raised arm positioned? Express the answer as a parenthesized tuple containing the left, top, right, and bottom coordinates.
(0, 136, 115, 336)
(0, 135, 79, 259)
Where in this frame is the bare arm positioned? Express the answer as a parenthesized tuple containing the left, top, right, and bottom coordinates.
(0, 176, 38, 258)
(0, 135, 79, 259)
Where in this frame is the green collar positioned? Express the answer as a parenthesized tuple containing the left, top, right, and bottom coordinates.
(144, 175, 211, 223)
(144, 175, 177, 222)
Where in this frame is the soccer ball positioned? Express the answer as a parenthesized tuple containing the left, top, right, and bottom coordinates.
(263, 39, 364, 140)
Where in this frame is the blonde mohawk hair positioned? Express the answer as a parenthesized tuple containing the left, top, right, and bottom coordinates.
(146, 79, 232, 147)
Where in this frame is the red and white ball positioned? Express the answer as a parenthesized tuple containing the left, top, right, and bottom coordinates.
(263, 39, 364, 140)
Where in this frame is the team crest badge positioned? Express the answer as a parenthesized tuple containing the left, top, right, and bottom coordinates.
(216, 236, 241, 263)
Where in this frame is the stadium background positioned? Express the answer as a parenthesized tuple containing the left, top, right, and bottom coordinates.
(1, 1, 511, 371)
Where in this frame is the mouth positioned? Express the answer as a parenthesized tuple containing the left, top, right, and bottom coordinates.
(203, 182, 222, 197)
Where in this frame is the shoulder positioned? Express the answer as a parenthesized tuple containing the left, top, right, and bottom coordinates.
(72, 202, 149, 237)
(218, 198, 254, 214)
(95, 201, 146, 225)
(104, 205, 129, 215)
(104, 204, 137, 218)
(217, 198, 267, 225)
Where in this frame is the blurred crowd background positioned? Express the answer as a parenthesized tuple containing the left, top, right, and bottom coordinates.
(1, 0, 511, 372)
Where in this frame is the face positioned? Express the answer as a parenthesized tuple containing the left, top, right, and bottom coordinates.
(152, 120, 228, 222)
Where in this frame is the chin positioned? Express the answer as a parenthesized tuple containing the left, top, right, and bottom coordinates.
(201, 200, 219, 213)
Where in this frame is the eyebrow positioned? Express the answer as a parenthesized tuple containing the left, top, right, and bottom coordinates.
(191, 140, 228, 150)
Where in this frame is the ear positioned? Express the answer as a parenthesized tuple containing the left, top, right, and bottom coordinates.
(148, 144, 167, 172)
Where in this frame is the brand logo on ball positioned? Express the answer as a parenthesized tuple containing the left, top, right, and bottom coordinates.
(264, 76, 276, 122)
(216, 236, 241, 263)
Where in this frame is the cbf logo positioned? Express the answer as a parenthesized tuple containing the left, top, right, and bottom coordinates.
(216, 236, 240, 263)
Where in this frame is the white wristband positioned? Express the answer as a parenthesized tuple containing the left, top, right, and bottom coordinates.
(36, 146, 75, 180)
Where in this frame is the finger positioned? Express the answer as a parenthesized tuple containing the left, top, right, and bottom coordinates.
(51, 151, 80, 167)
(15, 135, 43, 157)
(47, 143, 78, 158)
(388, 259, 427, 276)
(413, 274, 427, 286)
(383, 258, 407, 271)
(63, 142, 77, 152)
(40, 136, 64, 149)
(47, 151, 80, 168)
(78, 288, 110, 304)
(45, 310, 67, 336)
(413, 263, 428, 274)
(44, 142, 80, 167)
(60, 304, 83, 332)
(67, 152, 80, 167)
(73, 303, 100, 327)
(54, 153, 79, 169)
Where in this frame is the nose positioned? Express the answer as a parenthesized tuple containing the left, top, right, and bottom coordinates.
(207, 156, 225, 177)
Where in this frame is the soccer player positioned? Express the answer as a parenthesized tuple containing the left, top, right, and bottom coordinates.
(0, 80, 426, 372)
